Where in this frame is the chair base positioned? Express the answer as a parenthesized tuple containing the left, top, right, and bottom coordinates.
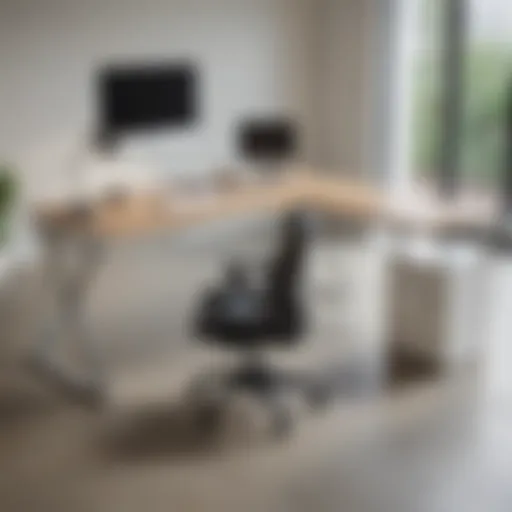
(189, 357, 331, 438)
(228, 359, 285, 392)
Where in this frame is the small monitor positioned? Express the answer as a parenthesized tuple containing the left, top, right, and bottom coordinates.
(238, 118, 298, 163)
(98, 62, 198, 136)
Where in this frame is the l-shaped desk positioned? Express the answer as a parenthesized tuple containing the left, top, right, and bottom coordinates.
(33, 172, 491, 402)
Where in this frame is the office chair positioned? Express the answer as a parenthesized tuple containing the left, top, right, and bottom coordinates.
(191, 210, 328, 436)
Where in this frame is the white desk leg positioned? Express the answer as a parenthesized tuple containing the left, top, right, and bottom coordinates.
(31, 228, 105, 405)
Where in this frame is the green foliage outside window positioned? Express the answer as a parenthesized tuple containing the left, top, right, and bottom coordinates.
(413, 44, 512, 187)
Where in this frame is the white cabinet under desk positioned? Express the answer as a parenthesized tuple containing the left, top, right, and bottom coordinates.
(387, 236, 491, 371)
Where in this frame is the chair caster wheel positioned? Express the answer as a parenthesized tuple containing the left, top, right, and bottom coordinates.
(195, 402, 224, 434)
(75, 382, 106, 410)
(271, 409, 293, 439)
(306, 383, 331, 410)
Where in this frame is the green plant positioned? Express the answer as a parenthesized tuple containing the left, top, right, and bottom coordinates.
(413, 44, 512, 187)
(0, 165, 18, 247)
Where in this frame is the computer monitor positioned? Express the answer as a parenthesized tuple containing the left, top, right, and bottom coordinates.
(98, 62, 198, 137)
(237, 118, 298, 163)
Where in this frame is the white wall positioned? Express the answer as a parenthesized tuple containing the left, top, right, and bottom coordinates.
(0, 0, 318, 197)
(314, 0, 374, 176)
(0, 0, 377, 199)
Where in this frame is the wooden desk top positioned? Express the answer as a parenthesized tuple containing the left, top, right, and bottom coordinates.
(36, 173, 494, 239)
(36, 174, 382, 238)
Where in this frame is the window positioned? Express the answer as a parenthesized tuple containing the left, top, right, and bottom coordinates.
(404, 0, 511, 207)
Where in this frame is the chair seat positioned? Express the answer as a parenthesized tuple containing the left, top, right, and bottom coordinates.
(195, 285, 304, 347)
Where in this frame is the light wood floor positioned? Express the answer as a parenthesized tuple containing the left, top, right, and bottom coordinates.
(1, 231, 511, 512)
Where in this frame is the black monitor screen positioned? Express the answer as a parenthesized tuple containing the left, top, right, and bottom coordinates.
(238, 118, 298, 162)
(99, 63, 198, 135)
